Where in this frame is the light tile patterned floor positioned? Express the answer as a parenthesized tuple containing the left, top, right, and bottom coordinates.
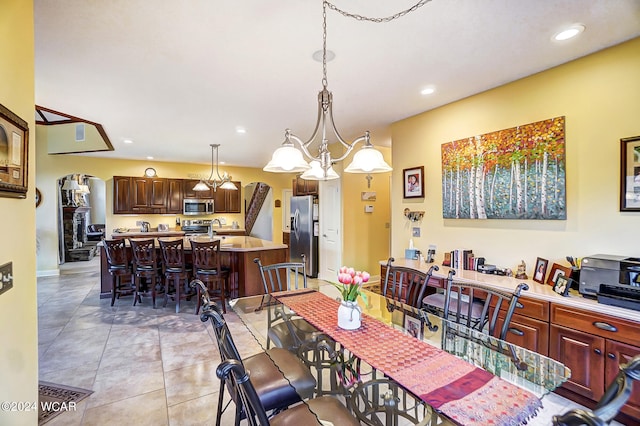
(37, 263, 616, 425)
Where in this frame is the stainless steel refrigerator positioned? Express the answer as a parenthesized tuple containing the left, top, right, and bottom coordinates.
(290, 195, 319, 277)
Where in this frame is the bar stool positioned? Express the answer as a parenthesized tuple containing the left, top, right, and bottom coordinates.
(190, 239, 229, 314)
(158, 238, 192, 313)
(103, 239, 133, 306)
(129, 238, 162, 308)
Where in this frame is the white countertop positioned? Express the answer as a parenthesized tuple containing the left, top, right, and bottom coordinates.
(381, 258, 640, 322)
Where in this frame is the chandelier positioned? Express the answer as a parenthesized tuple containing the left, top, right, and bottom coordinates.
(193, 144, 238, 192)
(263, 1, 401, 181)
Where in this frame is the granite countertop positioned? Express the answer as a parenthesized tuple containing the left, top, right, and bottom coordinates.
(111, 229, 185, 238)
(381, 258, 640, 322)
(101, 235, 286, 252)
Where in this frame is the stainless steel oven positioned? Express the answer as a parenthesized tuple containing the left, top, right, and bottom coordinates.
(183, 198, 214, 216)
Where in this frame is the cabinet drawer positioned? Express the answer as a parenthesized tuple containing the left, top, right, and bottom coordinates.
(514, 296, 549, 321)
(551, 304, 640, 347)
(499, 313, 549, 356)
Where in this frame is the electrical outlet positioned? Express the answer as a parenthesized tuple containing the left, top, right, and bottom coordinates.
(0, 262, 14, 296)
(412, 227, 420, 237)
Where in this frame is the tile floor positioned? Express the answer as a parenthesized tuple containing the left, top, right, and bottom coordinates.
(38, 261, 614, 425)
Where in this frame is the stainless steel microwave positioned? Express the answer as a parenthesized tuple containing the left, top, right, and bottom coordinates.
(183, 198, 214, 215)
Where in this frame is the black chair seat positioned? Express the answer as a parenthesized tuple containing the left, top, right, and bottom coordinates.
(270, 395, 360, 426)
(245, 348, 316, 410)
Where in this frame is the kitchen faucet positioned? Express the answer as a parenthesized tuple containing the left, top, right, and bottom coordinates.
(211, 218, 222, 228)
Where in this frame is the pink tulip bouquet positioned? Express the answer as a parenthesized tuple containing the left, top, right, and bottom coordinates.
(335, 266, 370, 302)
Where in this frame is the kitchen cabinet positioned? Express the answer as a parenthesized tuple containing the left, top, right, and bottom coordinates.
(183, 179, 213, 199)
(131, 177, 168, 213)
(497, 296, 550, 355)
(550, 304, 640, 419)
(113, 176, 133, 214)
(293, 177, 318, 196)
(166, 179, 184, 214)
(213, 181, 241, 213)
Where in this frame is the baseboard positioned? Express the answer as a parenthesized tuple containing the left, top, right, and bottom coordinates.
(37, 269, 60, 277)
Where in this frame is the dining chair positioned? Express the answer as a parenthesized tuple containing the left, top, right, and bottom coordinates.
(158, 238, 192, 313)
(193, 280, 318, 426)
(424, 270, 529, 340)
(103, 239, 133, 306)
(553, 354, 640, 425)
(216, 358, 360, 426)
(129, 238, 162, 308)
(253, 255, 319, 351)
(191, 239, 229, 314)
(382, 257, 439, 308)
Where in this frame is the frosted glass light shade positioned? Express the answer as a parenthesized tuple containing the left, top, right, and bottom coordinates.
(78, 184, 91, 194)
(300, 160, 340, 180)
(220, 181, 238, 190)
(263, 145, 310, 173)
(193, 181, 210, 191)
(344, 146, 392, 173)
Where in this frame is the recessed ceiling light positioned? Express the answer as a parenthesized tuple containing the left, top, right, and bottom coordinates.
(553, 24, 585, 41)
(123, 139, 133, 144)
(421, 87, 436, 95)
(236, 126, 246, 134)
(146, 156, 154, 160)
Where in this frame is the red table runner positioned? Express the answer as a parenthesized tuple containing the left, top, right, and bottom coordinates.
(274, 290, 542, 426)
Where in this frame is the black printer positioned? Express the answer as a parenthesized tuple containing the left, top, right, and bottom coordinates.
(579, 254, 640, 310)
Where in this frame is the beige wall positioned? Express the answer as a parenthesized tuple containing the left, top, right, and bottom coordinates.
(0, 1, 38, 425)
(35, 133, 295, 274)
(391, 37, 640, 276)
(341, 146, 392, 277)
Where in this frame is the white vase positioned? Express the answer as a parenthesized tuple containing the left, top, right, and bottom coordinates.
(337, 300, 362, 330)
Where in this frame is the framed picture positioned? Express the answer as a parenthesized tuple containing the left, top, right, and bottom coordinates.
(620, 135, 640, 211)
(533, 257, 548, 284)
(404, 313, 423, 339)
(403, 166, 424, 198)
(0, 103, 29, 199)
(553, 274, 571, 296)
(546, 263, 572, 286)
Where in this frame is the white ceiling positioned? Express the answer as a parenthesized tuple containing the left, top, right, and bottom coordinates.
(34, 0, 640, 169)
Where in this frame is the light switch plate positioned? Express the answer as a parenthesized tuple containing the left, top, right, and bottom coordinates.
(0, 262, 14, 296)
(365, 205, 374, 213)
(412, 227, 421, 237)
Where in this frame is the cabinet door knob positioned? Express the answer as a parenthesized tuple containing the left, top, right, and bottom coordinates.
(594, 348, 602, 355)
(607, 353, 616, 359)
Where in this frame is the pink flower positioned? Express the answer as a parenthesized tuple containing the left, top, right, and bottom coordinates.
(361, 271, 370, 282)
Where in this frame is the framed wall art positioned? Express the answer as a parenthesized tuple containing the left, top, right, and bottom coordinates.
(441, 116, 565, 219)
(0, 103, 29, 199)
(620, 135, 640, 211)
(403, 166, 424, 198)
(533, 257, 548, 284)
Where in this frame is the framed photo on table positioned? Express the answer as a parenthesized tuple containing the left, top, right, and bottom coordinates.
(0, 103, 29, 199)
(404, 313, 423, 339)
(533, 257, 548, 284)
(620, 135, 640, 211)
(546, 263, 572, 286)
(403, 166, 424, 198)
(553, 275, 571, 296)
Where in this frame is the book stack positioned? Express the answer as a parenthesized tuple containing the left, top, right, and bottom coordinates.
(442, 249, 485, 271)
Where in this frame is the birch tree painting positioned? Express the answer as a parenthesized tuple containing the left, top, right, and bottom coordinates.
(441, 116, 566, 220)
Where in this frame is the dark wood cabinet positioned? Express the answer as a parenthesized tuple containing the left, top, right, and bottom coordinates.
(213, 181, 241, 213)
(130, 177, 167, 213)
(166, 179, 184, 214)
(499, 313, 550, 356)
(113, 176, 132, 214)
(293, 176, 318, 196)
(605, 340, 640, 419)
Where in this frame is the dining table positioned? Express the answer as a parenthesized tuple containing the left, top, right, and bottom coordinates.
(229, 285, 570, 426)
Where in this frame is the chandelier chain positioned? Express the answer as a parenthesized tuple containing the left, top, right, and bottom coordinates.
(322, 1, 328, 87)
(324, 0, 432, 24)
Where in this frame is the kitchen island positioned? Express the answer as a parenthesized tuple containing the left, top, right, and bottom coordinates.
(99, 235, 287, 299)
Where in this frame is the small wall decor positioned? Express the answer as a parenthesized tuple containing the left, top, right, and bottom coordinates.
(441, 116, 565, 219)
(546, 263, 571, 286)
(620, 135, 640, 211)
(403, 166, 424, 198)
(0, 103, 29, 199)
(361, 191, 377, 201)
(533, 257, 549, 284)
